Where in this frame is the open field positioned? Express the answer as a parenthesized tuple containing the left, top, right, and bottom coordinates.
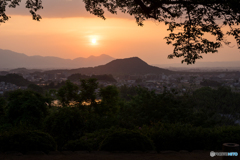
(0, 151, 228, 160)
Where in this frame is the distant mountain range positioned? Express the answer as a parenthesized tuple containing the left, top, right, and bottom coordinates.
(45, 57, 172, 76)
(0, 49, 115, 69)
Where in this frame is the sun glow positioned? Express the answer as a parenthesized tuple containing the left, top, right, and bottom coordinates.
(91, 38, 97, 44)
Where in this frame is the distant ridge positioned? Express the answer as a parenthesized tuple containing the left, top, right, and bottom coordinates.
(0, 49, 115, 69)
(153, 61, 240, 69)
(45, 57, 172, 76)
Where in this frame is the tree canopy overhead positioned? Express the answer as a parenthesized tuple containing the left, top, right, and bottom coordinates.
(1, 0, 240, 64)
(0, 0, 43, 22)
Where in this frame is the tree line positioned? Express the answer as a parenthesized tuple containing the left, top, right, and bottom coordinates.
(0, 78, 240, 153)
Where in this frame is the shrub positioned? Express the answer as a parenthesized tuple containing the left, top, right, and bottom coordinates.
(205, 126, 240, 150)
(64, 139, 92, 151)
(0, 97, 6, 116)
(149, 123, 207, 152)
(64, 127, 154, 152)
(5, 90, 48, 128)
(146, 123, 240, 152)
(0, 123, 13, 134)
(64, 128, 114, 151)
(100, 128, 154, 152)
(0, 130, 57, 153)
(44, 107, 85, 150)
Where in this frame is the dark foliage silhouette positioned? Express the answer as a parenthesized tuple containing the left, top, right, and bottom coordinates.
(1, 79, 240, 152)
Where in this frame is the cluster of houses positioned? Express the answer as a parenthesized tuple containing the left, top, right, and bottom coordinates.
(1, 70, 240, 95)
(114, 72, 240, 93)
(0, 82, 27, 95)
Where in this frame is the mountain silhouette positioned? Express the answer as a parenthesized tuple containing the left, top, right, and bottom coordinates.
(46, 57, 172, 76)
(0, 49, 115, 69)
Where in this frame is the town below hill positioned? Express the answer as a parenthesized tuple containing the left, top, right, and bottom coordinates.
(0, 57, 240, 95)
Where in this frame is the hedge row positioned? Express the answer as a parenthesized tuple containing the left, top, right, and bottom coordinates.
(1, 124, 240, 152)
(64, 128, 154, 151)
(145, 123, 240, 152)
(65, 124, 240, 152)
(0, 130, 57, 153)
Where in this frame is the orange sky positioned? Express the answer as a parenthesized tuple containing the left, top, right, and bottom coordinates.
(1, 0, 240, 65)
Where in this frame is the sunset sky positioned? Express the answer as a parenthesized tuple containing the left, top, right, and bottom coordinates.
(1, 0, 240, 65)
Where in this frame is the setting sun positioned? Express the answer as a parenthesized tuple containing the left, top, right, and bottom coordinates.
(91, 38, 97, 44)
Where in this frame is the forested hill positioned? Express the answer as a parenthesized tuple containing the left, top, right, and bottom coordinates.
(45, 57, 173, 76)
(0, 74, 31, 86)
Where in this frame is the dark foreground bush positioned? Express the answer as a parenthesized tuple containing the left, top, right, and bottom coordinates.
(150, 123, 206, 152)
(148, 123, 240, 152)
(0, 130, 57, 153)
(5, 90, 48, 128)
(44, 107, 84, 150)
(64, 128, 113, 151)
(65, 127, 154, 152)
(100, 128, 154, 152)
(205, 126, 240, 150)
(64, 139, 92, 151)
